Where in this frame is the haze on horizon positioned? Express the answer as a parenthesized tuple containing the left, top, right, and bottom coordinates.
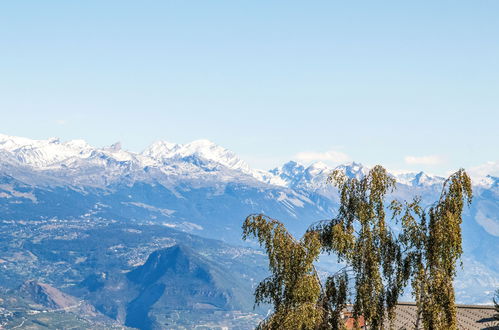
(1, 1, 498, 176)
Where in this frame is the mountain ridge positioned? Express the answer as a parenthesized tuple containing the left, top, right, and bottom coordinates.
(1, 133, 483, 188)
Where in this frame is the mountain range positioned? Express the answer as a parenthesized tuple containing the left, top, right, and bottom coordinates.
(0, 133, 498, 326)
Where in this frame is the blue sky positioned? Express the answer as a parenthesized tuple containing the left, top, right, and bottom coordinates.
(1, 1, 498, 174)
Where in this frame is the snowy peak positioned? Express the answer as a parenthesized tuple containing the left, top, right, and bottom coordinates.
(143, 139, 252, 173)
(0, 134, 94, 167)
(394, 171, 445, 187)
(270, 161, 305, 181)
(0, 135, 260, 186)
(334, 162, 369, 179)
(270, 161, 335, 190)
(413, 171, 444, 186)
(305, 161, 330, 176)
(475, 175, 499, 188)
(0, 134, 150, 171)
(141, 140, 177, 160)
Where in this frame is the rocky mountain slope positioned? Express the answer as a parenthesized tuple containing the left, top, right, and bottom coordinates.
(0, 282, 124, 329)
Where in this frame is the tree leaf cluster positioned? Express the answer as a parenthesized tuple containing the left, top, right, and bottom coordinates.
(393, 169, 472, 329)
(311, 166, 408, 329)
(242, 214, 323, 330)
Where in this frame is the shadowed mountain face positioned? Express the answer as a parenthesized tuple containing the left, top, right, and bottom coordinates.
(81, 245, 258, 330)
(127, 245, 215, 290)
(125, 245, 240, 329)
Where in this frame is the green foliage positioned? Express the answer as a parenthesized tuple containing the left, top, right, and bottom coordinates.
(311, 165, 409, 329)
(320, 271, 349, 330)
(242, 214, 323, 330)
(394, 169, 472, 330)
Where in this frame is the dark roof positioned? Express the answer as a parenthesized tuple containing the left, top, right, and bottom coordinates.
(391, 302, 498, 330)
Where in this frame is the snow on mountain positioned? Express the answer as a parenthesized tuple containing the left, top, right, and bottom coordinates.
(143, 139, 252, 174)
(269, 161, 306, 186)
(269, 161, 328, 190)
(141, 140, 177, 158)
(334, 161, 370, 180)
(394, 171, 445, 187)
(473, 175, 499, 188)
(0, 135, 291, 188)
(474, 203, 499, 237)
(0, 134, 494, 192)
(270, 161, 372, 192)
(0, 134, 94, 167)
(140, 139, 291, 186)
(0, 134, 156, 171)
(0, 134, 444, 190)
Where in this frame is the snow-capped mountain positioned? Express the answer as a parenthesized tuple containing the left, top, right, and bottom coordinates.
(394, 171, 445, 187)
(143, 139, 252, 173)
(0, 133, 498, 304)
(0, 134, 93, 167)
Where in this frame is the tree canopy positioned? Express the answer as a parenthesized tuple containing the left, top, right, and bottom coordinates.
(393, 169, 472, 329)
(310, 165, 409, 328)
(242, 165, 472, 330)
(242, 214, 323, 329)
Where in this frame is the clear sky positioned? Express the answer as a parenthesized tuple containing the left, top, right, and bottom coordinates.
(1, 1, 498, 175)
